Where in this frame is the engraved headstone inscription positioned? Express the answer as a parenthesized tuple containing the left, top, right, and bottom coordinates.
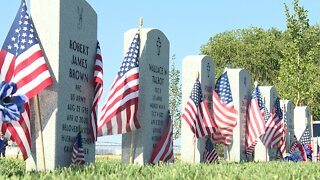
(28, 0, 97, 170)
(180, 55, 215, 163)
(280, 100, 295, 151)
(254, 86, 278, 161)
(121, 29, 170, 165)
(225, 69, 251, 162)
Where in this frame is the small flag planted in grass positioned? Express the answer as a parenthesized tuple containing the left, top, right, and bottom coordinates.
(72, 132, 85, 165)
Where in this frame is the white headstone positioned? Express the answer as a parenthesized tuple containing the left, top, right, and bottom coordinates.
(294, 106, 311, 140)
(180, 55, 215, 163)
(280, 100, 295, 151)
(254, 86, 278, 161)
(28, 0, 97, 170)
(224, 69, 251, 162)
(121, 29, 169, 165)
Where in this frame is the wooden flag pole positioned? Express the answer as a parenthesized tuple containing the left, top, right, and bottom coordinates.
(263, 97, 268, 160)
(192, 72, 200, 163)
(24, 0, 46, 170)
(34, 95, 46, 170)
(282, 102, 286, 156)
(129, 17, 143, 164)
(193, 136, 196, 163)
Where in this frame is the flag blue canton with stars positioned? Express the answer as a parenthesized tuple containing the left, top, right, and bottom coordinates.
(264, 105, 271, 122)
(252, 86, 264, 110)
(215, 71, 233, 105)
(274, 98, 283, 120)
(2, 1, 38, 56)
(300, 127, 311, 144)
(190, 79, 203, 107)
(205, 137, 214, 152)
(118, 31, 140, 78)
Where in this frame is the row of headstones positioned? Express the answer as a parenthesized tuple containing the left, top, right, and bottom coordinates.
(26, 0, 311, 169)
(180, 55, 312, 163)
(27, 0, 173, 169)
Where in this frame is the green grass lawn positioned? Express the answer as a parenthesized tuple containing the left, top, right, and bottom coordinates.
(0, 157, 319, 179)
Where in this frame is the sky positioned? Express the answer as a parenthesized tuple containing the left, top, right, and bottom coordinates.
(0, 0, 319, 144)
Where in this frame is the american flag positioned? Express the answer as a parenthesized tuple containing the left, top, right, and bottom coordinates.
(149, 111, 174, 164)
(181, 78, 215, 138)
(299, 127, 311, 144)
(203, 137, 218, 163)
(72, 132, 85, 165)
(211, 71, 238, 145)
(89, 42, 103, 143)
(0, 0, 52, 160)
(261, 98, 283, 148)
(98, 31, 140, 135)
(246, 85, 266, 155)
(278, 127, 287, 157)
(278, 105, 287, 157)
(288, 135, 298, 154)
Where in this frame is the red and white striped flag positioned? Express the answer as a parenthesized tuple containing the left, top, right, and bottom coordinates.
(149, 112, 174, 164)
(278, 126, 286, 157)
(72, 132, 85, 165)
(261, 98, 283, 148)
(89, 42, 103, 143)
(98, 31, 140, 136)
(278, 105, 287, 157)
(246, 84, 265, 155)
(288, 135, 298, 154)
(181, 78, 215, 138)
(0, 0, 52, 160)
(203, 137, 218, 163)
(212, 71, 238, 145)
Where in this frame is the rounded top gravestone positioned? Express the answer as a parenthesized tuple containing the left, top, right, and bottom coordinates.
(28, 0, 97, 170)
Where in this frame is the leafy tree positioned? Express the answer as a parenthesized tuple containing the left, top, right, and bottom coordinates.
(200, 27, 283, 86)
(277, 0, 320, 119)
(169, 54, 182, 139)
(200, 0, 320, 120)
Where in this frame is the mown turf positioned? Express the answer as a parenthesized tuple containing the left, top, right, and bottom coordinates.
(0, 157, 319, 179)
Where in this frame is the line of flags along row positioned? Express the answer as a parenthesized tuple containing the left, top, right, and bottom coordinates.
(0, 0, 314, 165)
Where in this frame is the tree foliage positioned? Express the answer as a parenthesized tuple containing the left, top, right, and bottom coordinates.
(200, 0, 320, 120)
(169, 54, 182, 139)
(201, 27, 283, 85)
(277, 0, 320, 115)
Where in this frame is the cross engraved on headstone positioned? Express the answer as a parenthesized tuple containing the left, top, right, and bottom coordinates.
(156, 37, 161, 56)
(77, 6, 83, 29)
(206, 63, 210, 78)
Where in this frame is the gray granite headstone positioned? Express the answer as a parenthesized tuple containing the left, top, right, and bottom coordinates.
(180, 55, 215, 163)
(122, 29, 169, 165)
(28, 0, 96, 170)
(254, 86, 278, 161)
(294, 106, 311, 140)
(224, 69, 251, 162)
(280, 100, 295, 152)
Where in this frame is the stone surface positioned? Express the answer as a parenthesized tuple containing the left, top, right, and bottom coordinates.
(224, 69, 251, 162)
(294, 106, 311, 140)
(180, 55, 215, 163)
(280, 100, 295, 151)
(28, 0, 97, 170)
(254, 86, 278, 161)
(121, 28, 169, 165)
